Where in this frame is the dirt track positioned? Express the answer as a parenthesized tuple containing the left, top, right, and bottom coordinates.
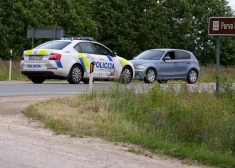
(0, 96, 209, 168)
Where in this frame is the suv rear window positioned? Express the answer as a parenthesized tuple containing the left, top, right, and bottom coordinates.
(175, 51, 191, 59)
(34, 41, 71, 50)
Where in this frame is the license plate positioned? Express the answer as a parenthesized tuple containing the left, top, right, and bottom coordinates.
(29, 56, 43, 60)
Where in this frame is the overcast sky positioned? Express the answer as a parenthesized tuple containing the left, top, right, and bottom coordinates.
(228, 0, 235, 10)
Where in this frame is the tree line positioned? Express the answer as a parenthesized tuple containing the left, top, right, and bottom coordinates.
(0, 0, 235, 66)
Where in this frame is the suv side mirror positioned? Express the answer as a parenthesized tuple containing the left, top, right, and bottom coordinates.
(163, 56, 171, 61)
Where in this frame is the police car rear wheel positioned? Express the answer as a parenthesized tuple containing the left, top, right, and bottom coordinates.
(31, 77, 45, 84)
(120, 67, 132, 84)
(68, 65, 82, 84)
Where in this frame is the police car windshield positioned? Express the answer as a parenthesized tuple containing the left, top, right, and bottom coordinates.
(34, 41, 71, 50)
(135, 50, 165, 60)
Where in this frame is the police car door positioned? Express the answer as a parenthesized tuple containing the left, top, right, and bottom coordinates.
(92, 43, 116, 78)
(74, 42, 99, 77)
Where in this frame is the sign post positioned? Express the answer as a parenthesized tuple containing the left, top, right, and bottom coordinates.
(88, 57, 94, 94)
(208, 17, 235, 99)
(216, 36, 220, 99)
(27, 28, 64, 48)
(8, 50, 12, 81)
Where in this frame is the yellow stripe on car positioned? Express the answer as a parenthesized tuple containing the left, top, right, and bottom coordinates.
(118, 56, 128, 65)
(78, 53, 89, 67)
(38, 49, 47, 55)
(78, 53, 83, 58)
(83, 58, 89, 67)
(26, 50, 33, 55)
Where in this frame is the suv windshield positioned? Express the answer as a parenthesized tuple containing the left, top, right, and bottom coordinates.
(135, 50, 165, 60)
(34, 41, 71, 50)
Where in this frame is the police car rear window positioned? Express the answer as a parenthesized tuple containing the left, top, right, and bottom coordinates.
(34, 41, 71, 50)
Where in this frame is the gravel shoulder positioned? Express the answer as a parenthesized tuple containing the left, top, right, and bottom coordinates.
(0, 96, 210, 168)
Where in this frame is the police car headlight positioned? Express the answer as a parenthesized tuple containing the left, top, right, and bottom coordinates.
(134, 64, 145, 69)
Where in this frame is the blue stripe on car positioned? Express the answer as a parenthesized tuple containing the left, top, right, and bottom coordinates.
(79, 58, 86, 72)
(107, 56, 113, 62)
(55, 61, 63, 68)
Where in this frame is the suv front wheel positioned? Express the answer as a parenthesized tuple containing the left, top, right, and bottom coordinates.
(144, 68, 156, 83)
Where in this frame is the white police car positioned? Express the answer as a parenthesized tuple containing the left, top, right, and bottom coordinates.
(20, 37, 135, 84)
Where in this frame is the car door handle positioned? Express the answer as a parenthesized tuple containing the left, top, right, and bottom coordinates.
(187, 62, 190, 64)
(100, 58, 105, 60)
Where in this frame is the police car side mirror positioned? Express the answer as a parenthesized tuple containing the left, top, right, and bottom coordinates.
(112, 51, 117, 57)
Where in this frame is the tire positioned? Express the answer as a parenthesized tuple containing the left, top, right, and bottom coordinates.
(82, 78, 89, 84)
(157, 80, 168, 84)
(31, 77, 45, 84)
(187, 69, 198, 84)
(67, 65, 83, 84)
(82, 78, 94, 84)
(119, 66, 133, 84)
(144, 68, 156, 83)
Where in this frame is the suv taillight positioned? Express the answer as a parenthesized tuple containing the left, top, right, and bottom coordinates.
(49, 53, 61, 60)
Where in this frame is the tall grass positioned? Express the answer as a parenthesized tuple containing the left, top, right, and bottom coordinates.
(198, 64, 235, 82)
(0, 59, 28, 81)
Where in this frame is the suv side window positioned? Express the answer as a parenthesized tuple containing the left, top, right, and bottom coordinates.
(78, 42, 94, 54)
(93, 43, 112, 56)
(175, 51, 191, 59)
(165, 51, 175, 60)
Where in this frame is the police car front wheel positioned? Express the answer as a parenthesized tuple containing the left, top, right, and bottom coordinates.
(31, 77, 45, 84)
(120, 66, 133, 84)
(67, 65, 83, 84)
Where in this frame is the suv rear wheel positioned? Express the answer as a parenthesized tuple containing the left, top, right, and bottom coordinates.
(187, 69, 198, 84)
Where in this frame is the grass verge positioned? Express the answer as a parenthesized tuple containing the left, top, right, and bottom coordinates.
(0, 59, 28, 81)
(25, 83, 235, 168)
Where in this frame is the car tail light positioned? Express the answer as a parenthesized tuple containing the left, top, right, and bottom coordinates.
(21, 53, 24, 60)
(49, 53, 61, 60)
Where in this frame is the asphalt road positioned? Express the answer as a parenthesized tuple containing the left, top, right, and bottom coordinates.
(0, 81, 218, 97)
(0, 81, 114, 96)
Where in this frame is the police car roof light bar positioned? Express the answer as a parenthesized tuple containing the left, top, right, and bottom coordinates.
(60, 37, 94, 41)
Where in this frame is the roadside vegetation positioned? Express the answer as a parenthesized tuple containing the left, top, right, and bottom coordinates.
(25, 78, 235, 168)
(1, 1, 235, 67)
(0, 59, 28, 81)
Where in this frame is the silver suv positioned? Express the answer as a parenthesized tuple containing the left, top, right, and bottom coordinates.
(130, 49, 200, 84)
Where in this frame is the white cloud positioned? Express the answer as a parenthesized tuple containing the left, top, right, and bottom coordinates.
(228, 0, 235, 10)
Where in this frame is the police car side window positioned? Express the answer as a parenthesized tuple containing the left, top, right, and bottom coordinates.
(79, 42, 95, 54)
(93, 43, 112, 56)
(74, 44, 82, 52)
